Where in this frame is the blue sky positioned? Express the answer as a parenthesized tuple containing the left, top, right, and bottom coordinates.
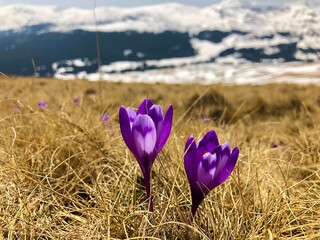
(0, 0, 310, 8)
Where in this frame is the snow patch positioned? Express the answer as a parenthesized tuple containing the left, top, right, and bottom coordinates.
(53, 61, 320, 85)
(123, 49, 132, 56)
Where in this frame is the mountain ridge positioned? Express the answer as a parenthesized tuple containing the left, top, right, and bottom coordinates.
(1, 1, 320, 34)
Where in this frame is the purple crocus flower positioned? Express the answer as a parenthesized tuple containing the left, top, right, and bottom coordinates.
(184, 130, 239, 220)
(119, 99, 173, 212)
(73, 97, 80, 104)
(38, 101, 47, 109)
(202, 115, 210, 122)
(101, 113, 110, 123)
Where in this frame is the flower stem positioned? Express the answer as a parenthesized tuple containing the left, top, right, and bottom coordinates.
(188, 211, 194, 224)
(188, 203, 198, 224)
(143, 171, 153, 212)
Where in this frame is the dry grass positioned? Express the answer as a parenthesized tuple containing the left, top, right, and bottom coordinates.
(0, 76, 320, 239)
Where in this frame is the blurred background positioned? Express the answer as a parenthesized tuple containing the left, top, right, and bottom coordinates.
(1, 0, 320, 84)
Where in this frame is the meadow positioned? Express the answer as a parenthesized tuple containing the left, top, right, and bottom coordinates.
(0, 76, 320, 239)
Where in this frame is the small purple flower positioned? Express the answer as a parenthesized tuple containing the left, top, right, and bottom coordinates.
(271, 141, 287, 148)
(73, 97, 80, 104)
(271, 142, 278, 148)
(101, 113, 110, 123)
(38, 101, 47, 109)
(119, 99, 173, 212)
(184, 130, 239, 220)
(202, 115, 210, 122)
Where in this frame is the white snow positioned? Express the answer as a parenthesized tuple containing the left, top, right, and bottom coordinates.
(136, 52, 145, 58)
(100, 61, 143, 72)
(56, 67, 74, 74)
(295, 50, 320, 61)
(52, 61, 320, 85)
(264, 47, 280, 55)
(123, 49, 132, 56)
(72, 59, 87, 67)
(1, 1, 320, 38)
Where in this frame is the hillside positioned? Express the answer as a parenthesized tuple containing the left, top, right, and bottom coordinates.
(0, 77, 320, 238)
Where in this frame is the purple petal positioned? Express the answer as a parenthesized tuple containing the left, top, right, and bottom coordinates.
(119, 106, 138, 157)
(184, 135, 195, 152)
(202, 115, 210, 122)
(38, 101, 47, 109)
(213, 146, 239, 188)
(197, 152, 218, 188)
(197, 130, 219, 153)
(215, 143, 231, 175)
(137, 99, 153, 115)
(101, 113, 110, 123)
(190, 150, 221, 218)
(184, 136, 199, 191)
(132, 115, 157, 160)
(157, 105, 173, 152)
(148, 104, 164, 135)
(126, 107, 137, 128)
(73, 97, 80, 104)
(189, 151, 216, 219)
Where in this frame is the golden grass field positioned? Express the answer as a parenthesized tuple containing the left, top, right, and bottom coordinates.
(0, 76, 320, 239)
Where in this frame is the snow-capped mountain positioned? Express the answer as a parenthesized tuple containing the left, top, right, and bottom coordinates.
(0, 0, 320, 79)
(1, 0, 320, 35)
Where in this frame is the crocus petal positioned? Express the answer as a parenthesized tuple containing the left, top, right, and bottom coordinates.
(126, 107, 137, 128)
(197, 130, 219, 153)
(214, 147, 239, 187)
(137, 99, 153, 115)
(184, 136, 199, 191)
(157, 105, 173, 152)
(148, 104, 164, 135)
(184, 135, 195, 152)
(190, 152, 217, 219)
(73, 97, 80, 104)
(132, 115, 157, 161)
(119, 106, 138, 157)
(38, 101, 47, 109)
(214, 143, 231, 176)
(197, 152, 217, 189)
